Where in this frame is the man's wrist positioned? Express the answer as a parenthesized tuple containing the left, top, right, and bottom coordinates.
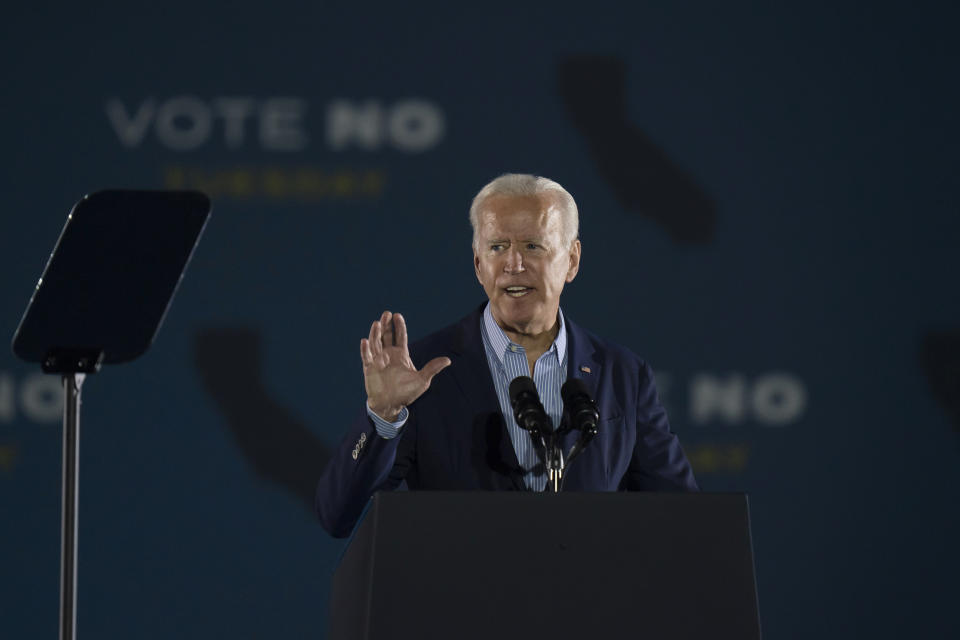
(366, 403, 409, 440)
(366, 400, 402, 423)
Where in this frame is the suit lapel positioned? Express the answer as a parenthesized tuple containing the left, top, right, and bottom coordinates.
(564, 315, 602, 410)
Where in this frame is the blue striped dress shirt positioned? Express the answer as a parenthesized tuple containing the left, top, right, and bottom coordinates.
(479, 303, 567, 491)
(367, 304, 568, 492)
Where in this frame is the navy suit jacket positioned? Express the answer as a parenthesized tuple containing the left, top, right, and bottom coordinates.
(316, 305, 698, 537)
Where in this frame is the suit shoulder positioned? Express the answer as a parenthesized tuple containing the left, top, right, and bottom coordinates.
(407, 306, 481, 365)
(569, 321, 656, 378)
(410, 322, 459, 360)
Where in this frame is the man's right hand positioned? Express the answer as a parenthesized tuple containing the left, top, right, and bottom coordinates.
(360, 310, 451, 422)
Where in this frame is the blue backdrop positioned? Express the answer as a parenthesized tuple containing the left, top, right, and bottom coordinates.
(2, 1, 958, 638)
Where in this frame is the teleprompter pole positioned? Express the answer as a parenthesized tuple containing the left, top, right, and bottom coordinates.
(59, 373, 84, 640)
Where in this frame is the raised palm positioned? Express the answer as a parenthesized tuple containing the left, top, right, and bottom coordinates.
(361, 311, 451, 421)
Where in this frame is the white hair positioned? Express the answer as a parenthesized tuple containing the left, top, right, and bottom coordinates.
(469, 173, 579, 250)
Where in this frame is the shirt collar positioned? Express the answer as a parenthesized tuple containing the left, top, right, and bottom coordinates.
(481, 302, 567, 367)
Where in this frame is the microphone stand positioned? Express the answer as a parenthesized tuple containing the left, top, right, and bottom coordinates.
(545, 424, 566, 493)
(528, 420, 597, 493)
(526, 428, 564, 493)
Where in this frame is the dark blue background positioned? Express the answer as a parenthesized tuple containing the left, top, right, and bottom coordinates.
(2, 1, 958, 638)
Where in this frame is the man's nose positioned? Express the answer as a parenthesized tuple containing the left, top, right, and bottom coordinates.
(503, 246, 524, 273)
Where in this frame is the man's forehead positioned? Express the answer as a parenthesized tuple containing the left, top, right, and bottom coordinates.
(478, 192, 558, 212)
(476, 194, 563, 233)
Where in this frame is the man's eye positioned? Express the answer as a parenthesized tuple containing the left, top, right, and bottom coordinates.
(490, 244, 504, 251)
(526, 243, 539, 250)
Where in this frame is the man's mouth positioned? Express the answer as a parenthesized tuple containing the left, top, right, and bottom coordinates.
(504, 286, 532, 298)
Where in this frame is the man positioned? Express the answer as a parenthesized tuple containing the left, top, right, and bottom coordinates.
(316, 174, 697, 538)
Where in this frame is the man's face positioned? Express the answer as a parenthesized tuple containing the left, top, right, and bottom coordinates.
(473, 194, 581, 338)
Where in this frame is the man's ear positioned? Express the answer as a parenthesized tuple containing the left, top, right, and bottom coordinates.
(474, 251, 482, 283)
(566, 239, 581, 283)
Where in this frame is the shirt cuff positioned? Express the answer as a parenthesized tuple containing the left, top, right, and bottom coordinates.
(366, 404, 409, 439)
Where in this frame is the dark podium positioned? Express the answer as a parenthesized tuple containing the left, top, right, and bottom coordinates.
(330, 492, 761, 639)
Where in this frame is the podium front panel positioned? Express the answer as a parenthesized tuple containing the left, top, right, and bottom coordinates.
(330, 492, 760, 640)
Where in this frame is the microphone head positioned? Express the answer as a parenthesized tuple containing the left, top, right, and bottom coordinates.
(509, 375, 538, 407)
(561, 377, 599, 433)
(561, 378, 592, 405)
(509, 375, 553, 434)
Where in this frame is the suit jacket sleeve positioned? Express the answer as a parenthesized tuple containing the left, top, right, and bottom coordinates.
(314, 407, 417, 538)
(619, 361, 699, 491)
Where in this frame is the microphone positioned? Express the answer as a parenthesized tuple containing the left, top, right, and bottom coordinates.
(561, 378, 599, 438)
(509, 376, 553, 434)
(560, 379, 599, 485)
